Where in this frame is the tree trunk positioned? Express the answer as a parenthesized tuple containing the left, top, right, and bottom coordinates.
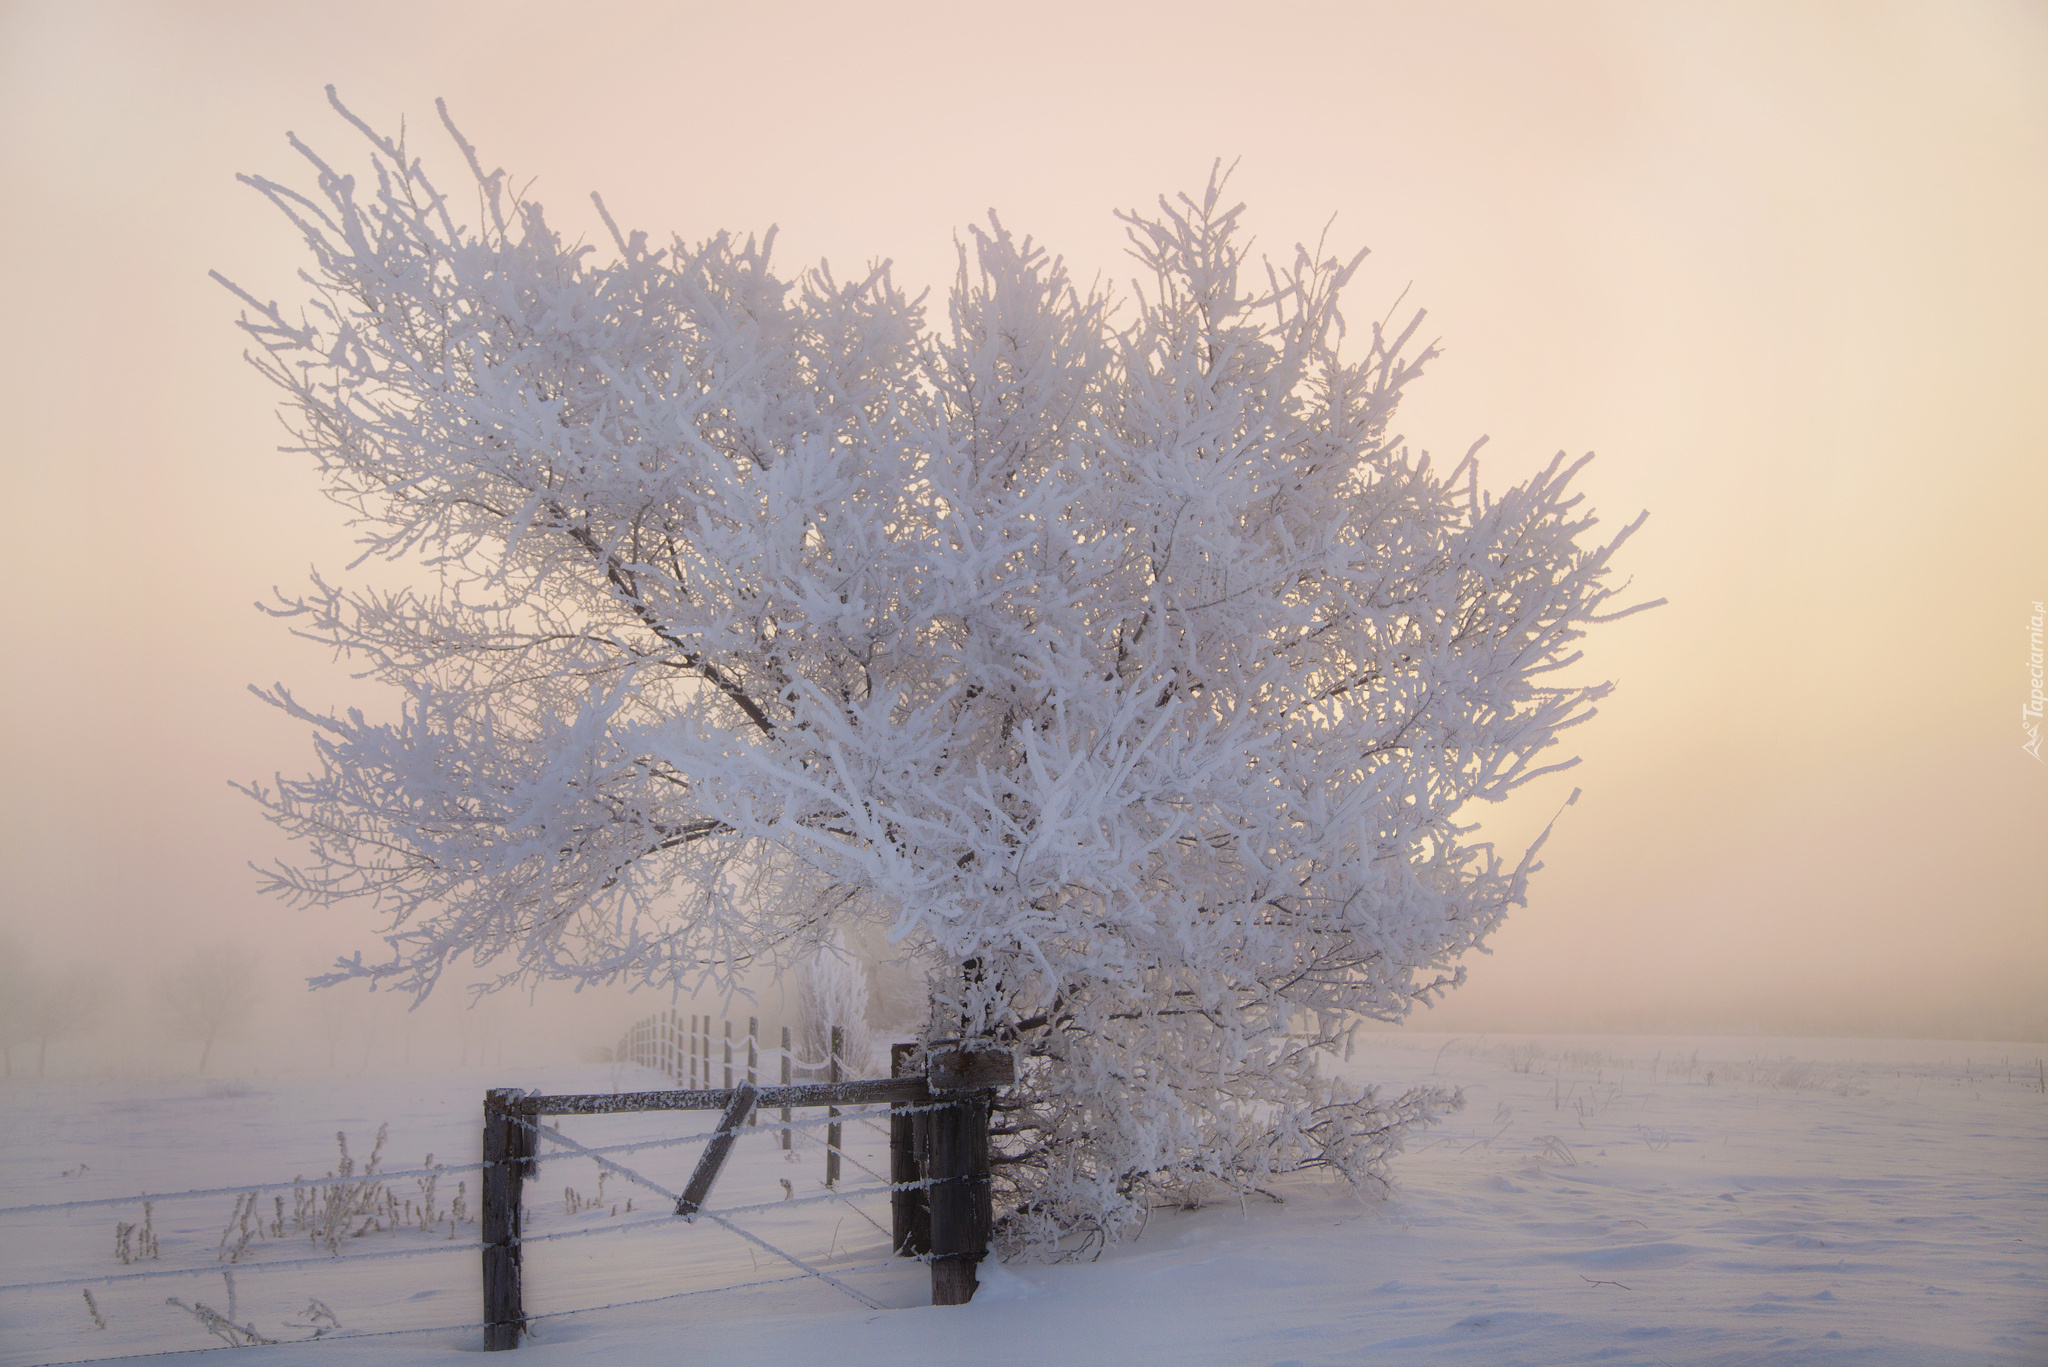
(198, 1035, 214, 1076)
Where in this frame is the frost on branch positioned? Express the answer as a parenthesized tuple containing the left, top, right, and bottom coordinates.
(797, 930, 879, 1078)
(222, 90, 1656, 1253)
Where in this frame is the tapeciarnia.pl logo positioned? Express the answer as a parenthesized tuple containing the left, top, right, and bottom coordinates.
(2026, 600, 2044, 762)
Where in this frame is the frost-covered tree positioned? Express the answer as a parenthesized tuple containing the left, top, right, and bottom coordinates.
(224, 92, 1653, 1252)
(796, 931, 878, 1078)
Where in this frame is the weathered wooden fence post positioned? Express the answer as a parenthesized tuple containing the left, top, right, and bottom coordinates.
(779, 1026, 793, 1150)
(481, 1087, 534, 1350)
(925, 1092, 990, 1306)
(746, 1017, 759, 1126)
(890, 1043, 930, 1257)
(925, 1045, 1008, 1306)
(825, 1026, 843, 1187)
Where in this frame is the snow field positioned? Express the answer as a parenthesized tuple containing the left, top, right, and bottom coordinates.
(2, 1034, 2042, 1366)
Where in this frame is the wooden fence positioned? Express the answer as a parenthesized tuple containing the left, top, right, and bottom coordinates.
(482, 1043, 1010, 1348)
(614, 1012, 840, 1157)
(616, 1011, 785, 1090)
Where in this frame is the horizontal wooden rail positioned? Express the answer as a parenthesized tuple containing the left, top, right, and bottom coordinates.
(516, 1077, 930, 1117)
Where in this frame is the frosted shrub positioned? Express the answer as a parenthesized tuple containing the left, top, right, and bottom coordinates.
(225, 93, 1653, 1254)
(797, 932, 878, 1077)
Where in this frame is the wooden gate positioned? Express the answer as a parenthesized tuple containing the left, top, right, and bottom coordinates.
(480, 1044, 1010, 1348)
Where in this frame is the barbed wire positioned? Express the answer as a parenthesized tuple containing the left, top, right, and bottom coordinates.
(0, 1239, 480, 1296)
(18, 1317, 491, 1367)
(18, 1251, 927, 1367)
(533, 1098, 935, 1163)
(0, 1162, 490, 1218)
(514, 1114, 886, 1310)
(0, 1186, 917, 1297)
(3, 1175, 930, 1296)
(6, 1084, 953, 1341)
(0, 1098, 949, 1220)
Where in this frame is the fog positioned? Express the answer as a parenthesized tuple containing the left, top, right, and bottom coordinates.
(1, 0, 2043, 1081)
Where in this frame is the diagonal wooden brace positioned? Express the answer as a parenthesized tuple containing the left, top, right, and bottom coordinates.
(674, 1081, 759, 1220)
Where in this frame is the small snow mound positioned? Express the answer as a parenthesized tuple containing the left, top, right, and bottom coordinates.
(1548, 1242, 1698, 1269)
(973, 1261, 1040, 1302)
(1748, 1231, 1829, 1249)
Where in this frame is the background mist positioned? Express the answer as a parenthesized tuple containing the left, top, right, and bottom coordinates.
(1, 0, 2042, 1079)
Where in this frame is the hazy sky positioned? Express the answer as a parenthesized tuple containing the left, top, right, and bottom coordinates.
(1, 0, 2042, 1043)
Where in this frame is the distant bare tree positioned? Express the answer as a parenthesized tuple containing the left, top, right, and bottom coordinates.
(29, 968, 96, 1076)
(0, 934, 34, 1077)
(153, 947, 263, 1074)
(0, 935, 96, 1076)
(307, 969, 363, 1071)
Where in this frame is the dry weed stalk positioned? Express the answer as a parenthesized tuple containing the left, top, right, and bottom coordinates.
(179, 1123, 481, 1268)
(166, 1271, 276, 1347)
(113, 1201, 159, 1264)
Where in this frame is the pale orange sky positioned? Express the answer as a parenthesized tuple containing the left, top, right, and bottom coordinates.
(1, 0, 2042, 1042)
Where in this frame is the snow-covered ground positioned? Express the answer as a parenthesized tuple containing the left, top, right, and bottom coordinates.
(3, 1034, 2042, 1366)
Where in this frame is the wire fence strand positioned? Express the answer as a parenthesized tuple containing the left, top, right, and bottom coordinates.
(17, 1252, 925, 1367)
(8, 1078, 953, 1362)
(0, 1238, 483, 1296)
(514, 1113, 888, 1310)
(0, 1163, 491, 1219)
(0, 1100, 945, 1219)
